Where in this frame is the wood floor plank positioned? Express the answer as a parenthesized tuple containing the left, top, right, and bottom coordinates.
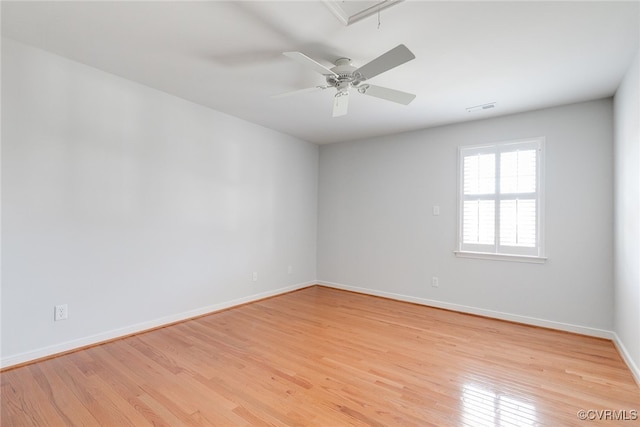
(2, 286, 639, 426)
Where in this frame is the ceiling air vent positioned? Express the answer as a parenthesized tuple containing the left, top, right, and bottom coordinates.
(466, 102, 497, 113)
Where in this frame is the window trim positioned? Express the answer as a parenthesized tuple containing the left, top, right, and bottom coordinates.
(453, 250, 547, 264)
(456, 137, 546, 262)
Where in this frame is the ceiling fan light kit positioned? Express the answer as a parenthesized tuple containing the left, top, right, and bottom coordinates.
(333, 90, 350, 117)
(275, 44, 417, 117)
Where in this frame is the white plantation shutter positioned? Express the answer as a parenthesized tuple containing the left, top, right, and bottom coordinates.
(499, 199, 536, 247)
(458, 138, 544, 259)
(464, 153, 495, 195)
(500, 150, 536, 194)
(463, 200, 495, 245)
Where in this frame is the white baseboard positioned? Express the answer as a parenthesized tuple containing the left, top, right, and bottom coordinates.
(613, 333, 640, 387)
(1, 281, 315, 369)
(317, 280, 615, 339)
(6, 279, 636, 386)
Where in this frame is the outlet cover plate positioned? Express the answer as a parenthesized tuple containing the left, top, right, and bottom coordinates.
(54, 304, 68, 321)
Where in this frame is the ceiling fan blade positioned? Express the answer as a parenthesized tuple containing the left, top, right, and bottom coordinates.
(355, 44, 415, 80)
(360, 84, 416, 105)
(271, 85, 329, 99)
(333, 91, 350, 117)
(283, 52, 338, 77)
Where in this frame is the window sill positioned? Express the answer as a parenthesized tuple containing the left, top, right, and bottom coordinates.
(454, 251, 547, 264)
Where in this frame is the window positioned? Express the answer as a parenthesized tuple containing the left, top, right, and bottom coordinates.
(456, 138, 545, 262)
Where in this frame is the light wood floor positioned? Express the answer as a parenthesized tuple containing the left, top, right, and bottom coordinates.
(2, 286, 639, 426)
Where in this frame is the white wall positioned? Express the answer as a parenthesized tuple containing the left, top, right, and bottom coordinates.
(614, 50, 640, 381)
(318, 100, 614, 334)
(1, 38, 318, 366)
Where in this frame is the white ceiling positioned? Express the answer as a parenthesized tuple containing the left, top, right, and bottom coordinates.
(2, 1, 639, 145)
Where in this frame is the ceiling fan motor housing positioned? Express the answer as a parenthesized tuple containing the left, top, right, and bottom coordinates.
(327, 58, 364, 90)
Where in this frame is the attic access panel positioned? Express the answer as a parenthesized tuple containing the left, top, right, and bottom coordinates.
(323, 0, 404, 26)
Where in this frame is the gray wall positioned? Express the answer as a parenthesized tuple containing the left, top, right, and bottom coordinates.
(1, 38, 319, 365)
(318, 100, 614, 335)
(614, 49, 640, 380)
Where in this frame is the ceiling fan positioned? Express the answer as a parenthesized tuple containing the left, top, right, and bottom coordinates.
(273, 44, 416, 117)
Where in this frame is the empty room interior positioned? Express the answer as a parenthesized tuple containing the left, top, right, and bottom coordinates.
(1, 1, 639, 425)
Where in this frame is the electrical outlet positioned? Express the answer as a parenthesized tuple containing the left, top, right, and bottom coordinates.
(252, 272, 258, 282)
(54, 304, 68, 321)
(288, 265, 293, 274)
(431, 277, 439, 288)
